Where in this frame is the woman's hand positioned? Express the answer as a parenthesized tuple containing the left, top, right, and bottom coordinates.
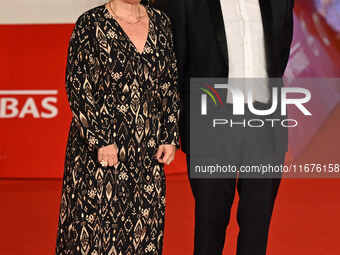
(155, 145, 176, 165)
(97, 144, 118, 167)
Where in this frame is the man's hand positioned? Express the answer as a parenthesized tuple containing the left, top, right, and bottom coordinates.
(155, 144, 176, 165)
(98, 144, 118, 167)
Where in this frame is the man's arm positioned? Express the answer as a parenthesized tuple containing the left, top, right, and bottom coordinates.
(281, 0, 295, 76)
(165, 0, 189, 96)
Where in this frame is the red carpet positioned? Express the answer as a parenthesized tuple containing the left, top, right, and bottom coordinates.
(1, 177, 340, 254)
(1, 105, 340, 254)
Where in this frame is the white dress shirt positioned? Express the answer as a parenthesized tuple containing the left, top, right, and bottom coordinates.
(220, 0, 270, 104)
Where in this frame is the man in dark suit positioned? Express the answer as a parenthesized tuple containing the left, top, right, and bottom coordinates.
(159, 0, 294, 254)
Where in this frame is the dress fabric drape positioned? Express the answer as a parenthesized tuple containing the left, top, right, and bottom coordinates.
(55, 4, 180, 255)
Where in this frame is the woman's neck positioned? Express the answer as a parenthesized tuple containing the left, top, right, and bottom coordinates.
(110, 0, 141, 20)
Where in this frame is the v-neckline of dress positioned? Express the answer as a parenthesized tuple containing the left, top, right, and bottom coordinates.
(103, 3, 152, 55)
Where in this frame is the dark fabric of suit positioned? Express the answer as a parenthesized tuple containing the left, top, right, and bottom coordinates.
(186, 103, 285, 255)
(164, 0, 294, 154)
(157, 0, 294, 254)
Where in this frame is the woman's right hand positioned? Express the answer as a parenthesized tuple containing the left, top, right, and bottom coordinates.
(98, 144, 118, 167)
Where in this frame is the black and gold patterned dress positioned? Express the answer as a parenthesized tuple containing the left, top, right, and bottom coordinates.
(55, 4, 180, 255)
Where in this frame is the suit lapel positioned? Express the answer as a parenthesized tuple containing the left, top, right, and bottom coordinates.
(259, 0, 273, 72)
(206, 0, 228, 68)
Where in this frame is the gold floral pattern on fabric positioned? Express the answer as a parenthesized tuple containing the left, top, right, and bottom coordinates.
(56, 4, 180, 255)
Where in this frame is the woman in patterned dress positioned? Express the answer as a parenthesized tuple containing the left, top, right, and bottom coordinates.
(55, 0, 180, 254)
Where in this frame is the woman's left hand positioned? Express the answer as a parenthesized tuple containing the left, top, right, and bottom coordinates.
(155, 145, 176, 165)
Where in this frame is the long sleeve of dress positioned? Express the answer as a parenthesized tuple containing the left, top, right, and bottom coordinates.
(65, 14, 112, 151)
(159, 17, 181, 150)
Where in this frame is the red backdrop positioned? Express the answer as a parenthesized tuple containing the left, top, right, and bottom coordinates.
(0, 24, 74, 178)
(1, 1, 340, 178)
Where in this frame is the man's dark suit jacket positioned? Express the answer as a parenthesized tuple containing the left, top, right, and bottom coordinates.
(159, 0, 295, 154)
